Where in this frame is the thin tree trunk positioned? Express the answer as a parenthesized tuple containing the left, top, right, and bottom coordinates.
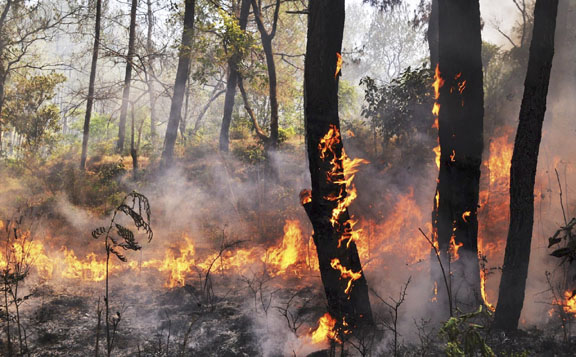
(80, 0, 102, 169)
(493, 0, 558, 332)
(131, 103, 138, 179)
(161, 0, 195, 166)
(146, 0, 157, 143)
(302, 0, 373, 334)
(238, 76, 268, 142)
(219, 0, 251, 152)
(117, 0, 138, 153)
(192, 88, 226, 135)
(0, 1, 13, 154)
(432, 0, 484, 314)
(251, 0, 280, 148)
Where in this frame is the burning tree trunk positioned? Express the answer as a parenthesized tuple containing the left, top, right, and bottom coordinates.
(432, 0, 484, 314)
(116, 0, 138, 153)
(302, 0, 373, 335)
(493, 0, 558, 332)
(161, 0, 195, 166)
(219, 0, 251, 152)
(80, 0, 102, 170)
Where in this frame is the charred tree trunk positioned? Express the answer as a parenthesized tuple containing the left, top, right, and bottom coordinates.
(428, 0, 439, 69)
(302, 0, 373, 335)
(80, 0, 102, 170)
(251, 0, 280, 148)
(432, 0, 484, 314)
(493, 0, 558, 332)
(219, 0, 251, 152)
(161, 0, 195, 166)
(116, 0, 138, 153)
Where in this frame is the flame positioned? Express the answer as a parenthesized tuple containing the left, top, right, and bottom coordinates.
(432, 64, 444, 99)
(62, 249, 108, 282)
(335, 52, 342, 78)
(449, 227, 463, 262)
(462, 211, 471, 223)
(450, 150, 456, 162)
(563, 290, 576, 316)
(432, 64, 444, 170)
(330, 258, 362, 295)
(431, 281, 438, 302)
(267, 220, 303, 275)
(310, 313, 340, 344)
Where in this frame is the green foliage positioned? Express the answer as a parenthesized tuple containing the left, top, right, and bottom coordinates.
(278, 126, 295, 143)
(3, 73, 66, 150)
(439, 306, 494, 357)
(232, 143, 266, 165)
(361, 65, 433, 142)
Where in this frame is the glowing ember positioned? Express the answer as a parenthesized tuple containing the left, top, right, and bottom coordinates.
(310, 312, 340, 344)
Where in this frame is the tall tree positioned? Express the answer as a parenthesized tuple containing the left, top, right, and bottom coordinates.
(302, 0, 373, 336)
(250, 0, 280, 149)
(219, 0, 251, 152)
(432, 0, 484, 314)
(161, 0, 195, 166)
(80, 0, 103, 169)
(428, 0, 439, 69)
(0, 0, 76, 151)
(116, 0, 138, 152)
(145, 0, 157, 143)
(493, 0, 559, 332)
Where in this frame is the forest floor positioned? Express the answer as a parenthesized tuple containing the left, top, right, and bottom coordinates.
(1, 140, 576, 356)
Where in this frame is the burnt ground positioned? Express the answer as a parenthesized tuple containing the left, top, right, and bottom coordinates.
(3, 273, 576, 356)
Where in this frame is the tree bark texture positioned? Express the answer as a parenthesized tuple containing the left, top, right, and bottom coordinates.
(161, 0, 195, 166)
(80, 0, 102, 169)
(303, 0, 373, 334)
(493, 0, 558, 332)
(433, 0, 484, 313)
(219, 0, 251, 152)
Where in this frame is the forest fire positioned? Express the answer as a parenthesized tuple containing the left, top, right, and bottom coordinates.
(563, 290, 576, 316)
(310, 313, 339, 344)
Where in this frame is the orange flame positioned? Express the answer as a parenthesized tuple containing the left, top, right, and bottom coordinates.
(330, 258, 362, 295)
(311, 313, 340, 344)
(563, 290, 576, 316)
(335, 52, 342, 78)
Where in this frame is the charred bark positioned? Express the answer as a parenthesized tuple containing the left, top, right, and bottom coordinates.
(219, 0, 251, 152)
(427, 0, 439, 69)
(303, 0, 373, 334)
(432, 0, 484, 314)
(493, 0, 558, 332)
(80, 0, 102, 170)
(161, 0, 195, 166)
(116, 0, 138, 153)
